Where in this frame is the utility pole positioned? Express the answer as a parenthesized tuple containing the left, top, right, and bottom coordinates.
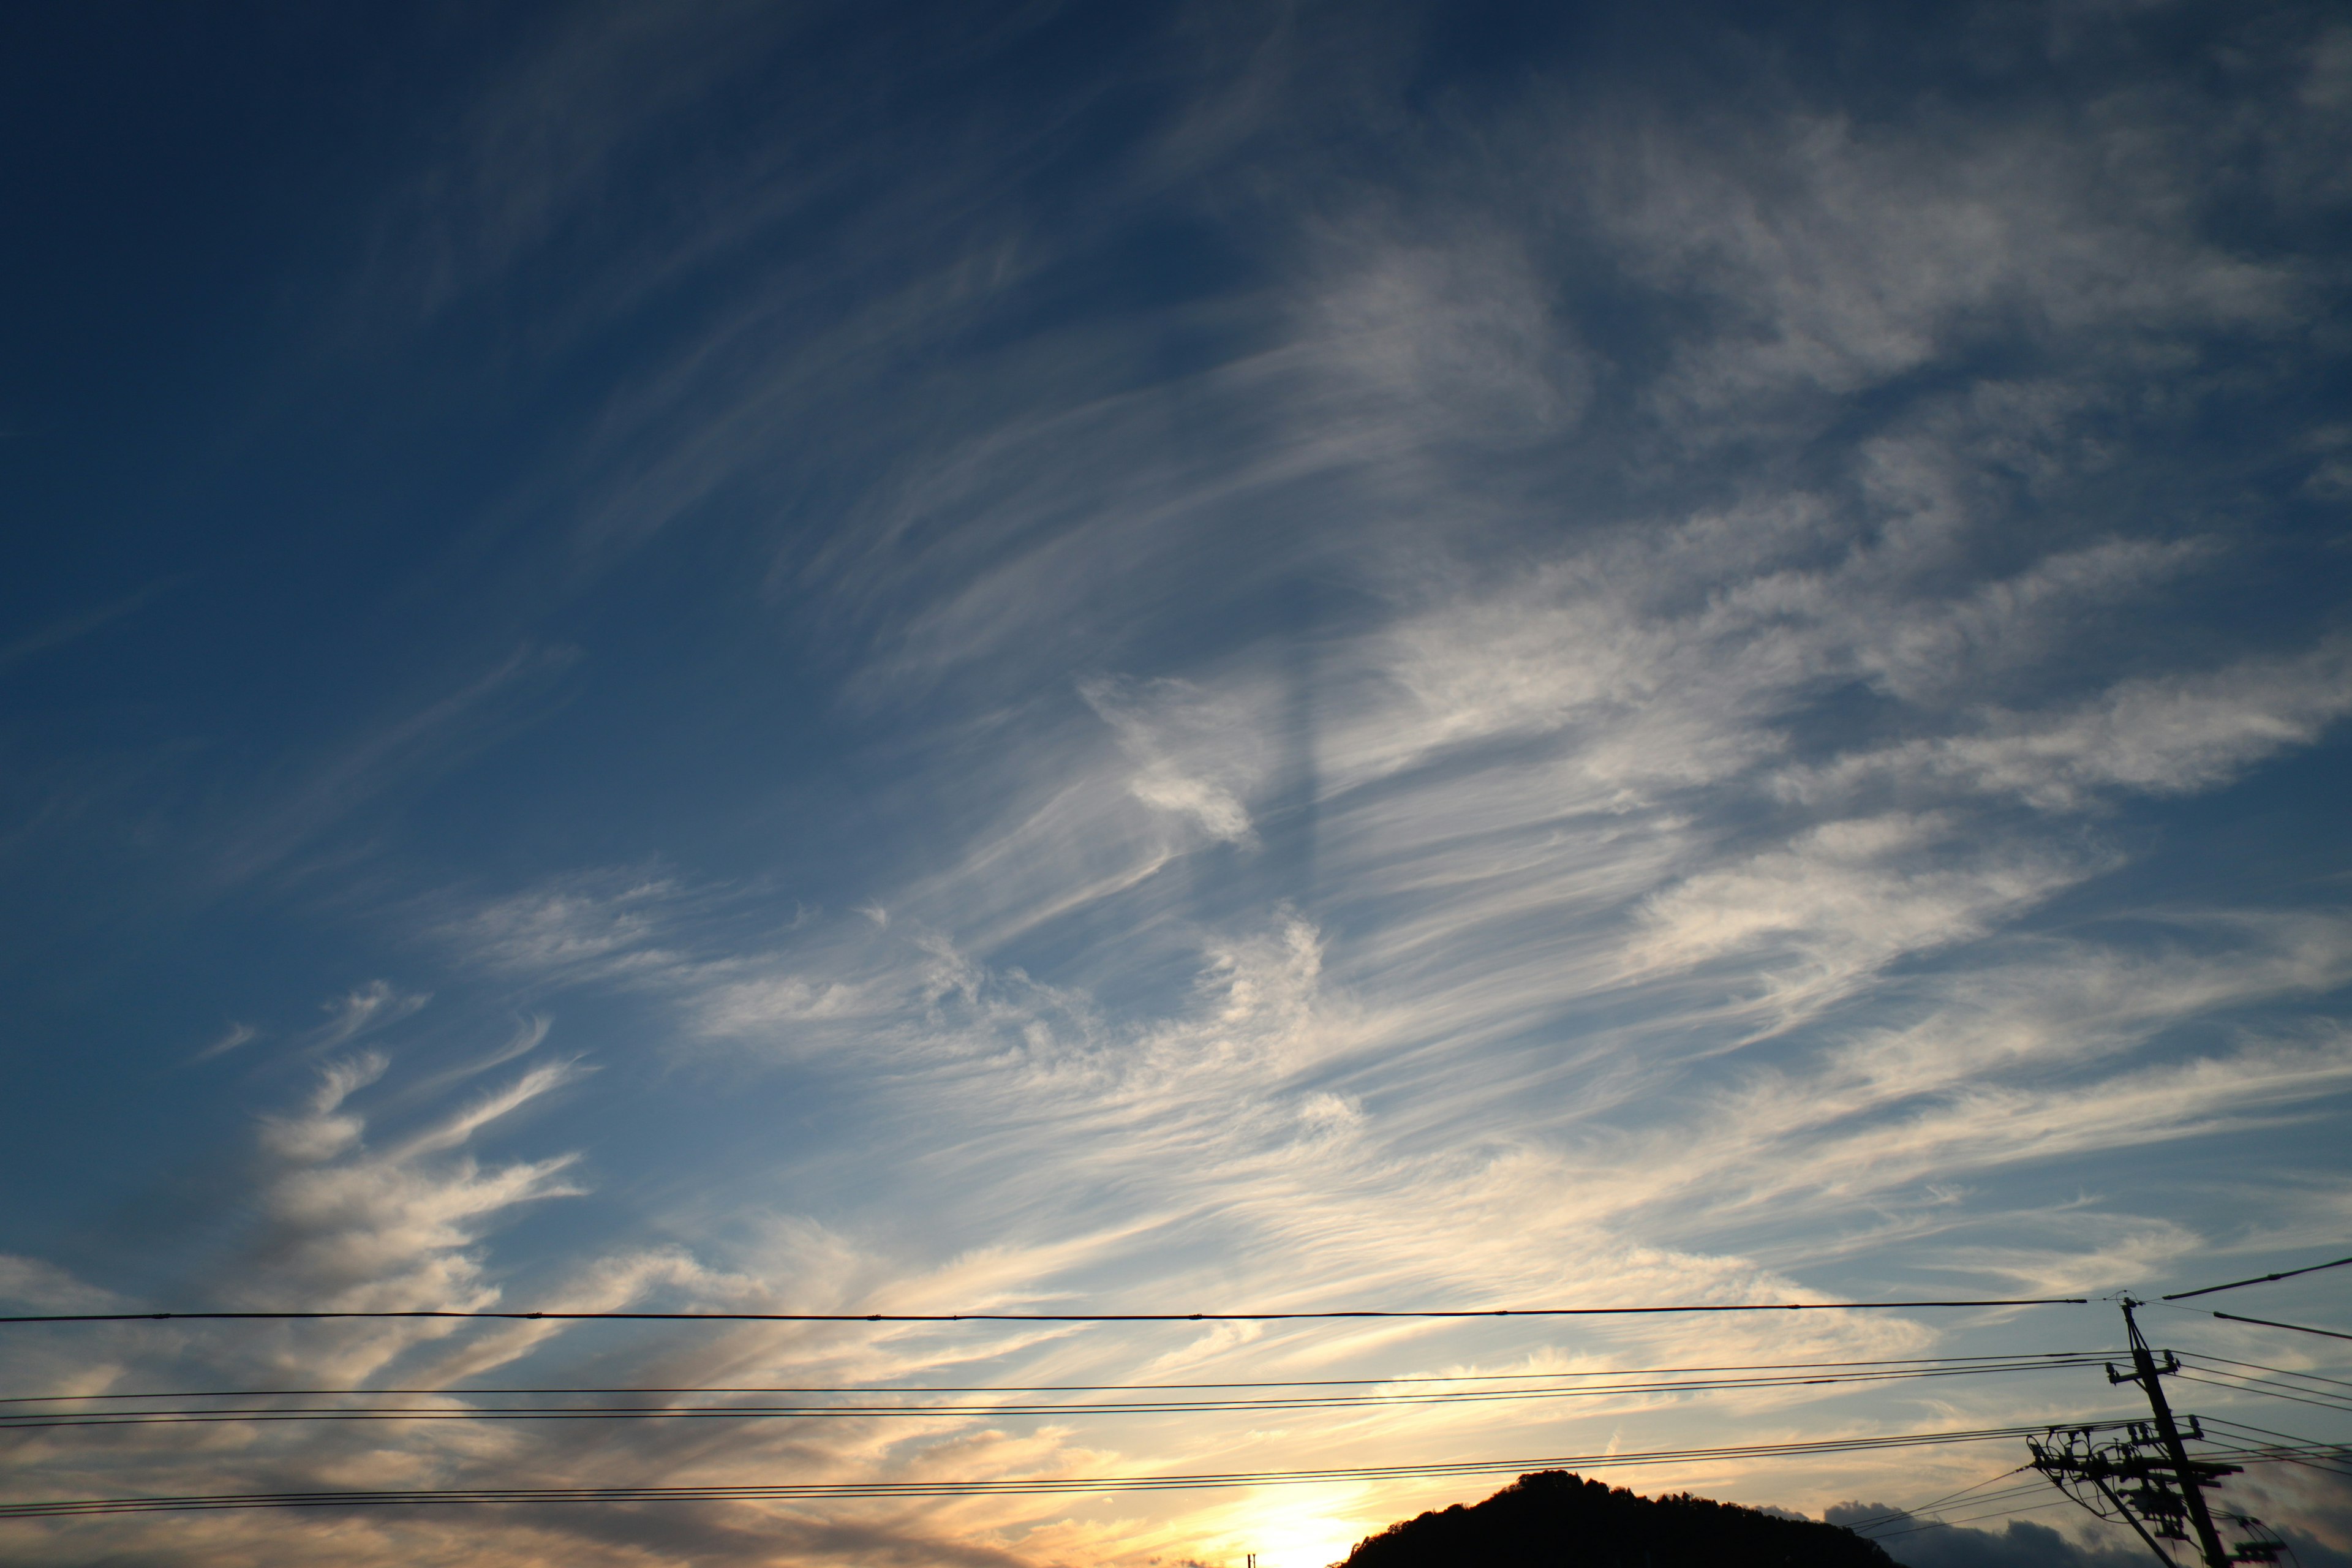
(2114, 1300, 2233, 1568)
(2028, 1300, 2282, 1567)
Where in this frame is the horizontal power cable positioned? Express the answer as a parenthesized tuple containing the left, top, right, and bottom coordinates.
(2195, 1449, 2352, 1485)
(2201, 1446, 2352, 1483)
(2100, 1406, 2352, 1452)
(2177, 1352, 2352, 1395)
(2172, 1363, 2352, 1411)
(0, 1358, 2114, 1412)
(1851, 1487, 2068, 1537)
(1853, 1495, 2079, 1542)
(0, 1296, 2090, 1328)
(2171, 1370, 2352, 1418)
(2163, 1253, 2352, 1303)
(1857, 1495, 2074, 1540)
(0, 1349, 2113, 1406)
(0, 1423, 2100, 1519)
(1882, 1480, 2057, 1518)
(0, 1357, 2112, 1431)
(2191, 1422, 2352, 1482)
(2210, 1311, 2352, 1344)
(2198, 1417, 2352, 1460)
(1836, 1465, 2035, 1532)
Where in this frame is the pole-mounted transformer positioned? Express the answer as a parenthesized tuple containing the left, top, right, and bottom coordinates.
(2027, 1300, 2284, 1567)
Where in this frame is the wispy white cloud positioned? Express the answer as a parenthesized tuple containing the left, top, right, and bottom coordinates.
(1594, 99, 2304, 438)
(190, 1019, 260, 1063)
(1083, 675, 1270, 846)
(435, 871, 693, 981)
(236, 1052, 587, 1331)
(1627, 814, 2090, 1028)
(1782, 636, 2352, 810)
(301, 980, 433, 1055)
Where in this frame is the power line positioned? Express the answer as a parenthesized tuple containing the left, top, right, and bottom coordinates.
(0, 1356, 2114, 1431)
(2177, 1352, 2352, 1395)
(2171, 1359, 2352, 1411)
(1886, 1484, 2062, 1529)
(2195, 1419, 2352, 1482)
(2171, 1370, 2352, 1419)
(1846, 1479, 2044, 1529)
(1855, 1491, 2076, 1540)
(2199, 1415, 2352, 1454)
(2209, 1311, 2352, 1344)
(0, 1423, 2100, 1519)
(1838, 1464, 2035, 1532)
(0, 1349, 2120, 1405)
(1864, 1502, 2073, 1540)
(0, 1295, 2087, 1328)
(2162, 1253, 2352, 1303)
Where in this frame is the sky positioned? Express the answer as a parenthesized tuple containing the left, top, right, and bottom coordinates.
(3, 1, 2351, 1564)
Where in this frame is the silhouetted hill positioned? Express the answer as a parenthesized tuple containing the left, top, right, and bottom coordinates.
(1339, 1469, 1899, 1568)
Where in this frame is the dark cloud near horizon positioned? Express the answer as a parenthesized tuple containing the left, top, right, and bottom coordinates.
(1831, 1501, 2352, 1568)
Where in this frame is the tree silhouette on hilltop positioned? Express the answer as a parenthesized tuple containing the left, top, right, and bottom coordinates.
(1339, 1469, 1900, 1568)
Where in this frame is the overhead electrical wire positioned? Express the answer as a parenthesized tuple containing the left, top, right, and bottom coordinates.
(0, 1295, 2087, 1328)
(1837, 1464, 2036, 1533)
(2176, 1352, 2352, 1394)
(1887, 1480, 2057, 1519)
(2209, 1310, 2352, 1344)
(2162, 1253, 2352, 1302)
(0, 1422, 2108, 1519)
(1862, 1505, 2066, 1540)
(2168, 1358, 2352, 1414)
(2174, 1353, 2352, 1396)
(2152, 1295, 2352, 1343)
(11, 1303, 2332, 1527)
(1838, 1454, 2194, 1546)
(1844, 1481, 2043, 1531)
(2193, 1417, 2352, 1482)
(1869, 1496, 2076, 1536)
(0, 1354, 2113, 1432)
(2199, 1415, 2352, 1454)
(2170, 1370, 2352, 1418)
(1854, 1490, 2076, 1540)
(1878, 1485, 2062, 1532)
(0, 1349, 2112, 1406)
(2199, 1417, 2334, 1446)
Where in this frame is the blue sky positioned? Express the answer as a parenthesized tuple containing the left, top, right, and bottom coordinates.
(4, 2, 2352, 1564)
